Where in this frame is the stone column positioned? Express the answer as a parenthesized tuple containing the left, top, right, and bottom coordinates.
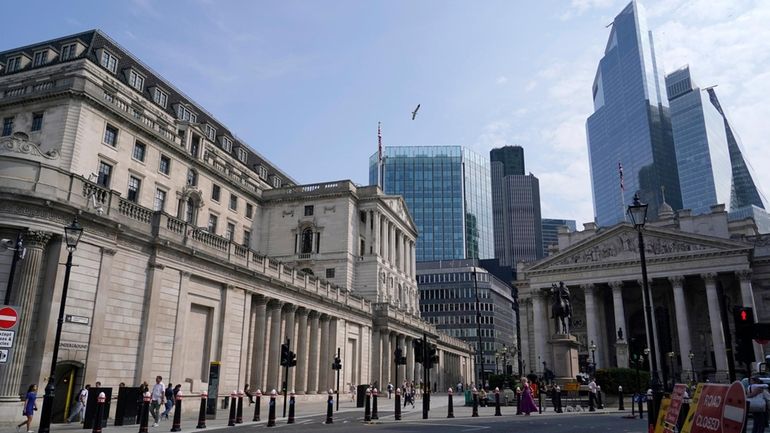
(389, 223, 395, 266)
(379, 215, 385, 257)
(669, 276, 693, 378)
(380, 331, 391, 388)
(306, 311, 320, 393)
(282, 304, 297, 390)
(703, 273, 729, 374)
(0, 231, 50, 400)
(531, 289, 547, 376)
(318, 314, 330, 392)
(251, 296, 269, 389)
(405, 336, 414, 383)
(389, 332, 398, 383)
(295, 307, 309, 393)
(396, 334, 406, 384)
(267, 300, 284, 391)
(737, 271, 764, 365)
(582, 283, 600, 369)
(326, 318, 339, 391)
(371, 327, 381, 385)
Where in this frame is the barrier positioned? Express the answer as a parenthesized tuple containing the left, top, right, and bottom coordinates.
(196, 392, 207, 429)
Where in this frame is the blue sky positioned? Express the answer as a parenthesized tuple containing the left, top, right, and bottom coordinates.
(4, 0, 769, 226)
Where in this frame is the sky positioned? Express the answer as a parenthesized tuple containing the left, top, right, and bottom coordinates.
(4, 0, 769, 226)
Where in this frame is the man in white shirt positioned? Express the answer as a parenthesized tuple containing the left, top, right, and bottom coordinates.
(67, 384, 90, 423)
(150, 376, 166, 427)
(588, 378, 597, 411)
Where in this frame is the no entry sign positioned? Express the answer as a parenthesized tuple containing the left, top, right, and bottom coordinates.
(0, 307, 18, 329)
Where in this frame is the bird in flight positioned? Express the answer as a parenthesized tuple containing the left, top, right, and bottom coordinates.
(411, 104, 420, 120)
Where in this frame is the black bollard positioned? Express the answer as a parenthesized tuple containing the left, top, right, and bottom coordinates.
(266, 390, 277, 427)
(227, 391, 237, 426)
(631, 393, 636, 417)
(170, 392, 182, 432)
(589, 389, 596, 412)
(597, 386, 604, 409)
(646, 393, 653, 422)
(287, 391, 295, 424)
(364, 388, 371, 422)
(472, 388, 479, 417)
(252, 390, 262, 422)
(516, 388, 522, 415)
(618, 386, 625, 411)
(371, 388, 379, 420)
(92, 392, 106, 433)
(494, 387, 502, 416)
(394, 388, 401, 421)
(196, 392, 207, 429)
(556, 386, 563, 413)
(446, 388, 454, 419)
(236, 390, 244, 424)
(538, 385, 543, 414)
(639, 394, 644, 420)
(325, 390, 334, 424)
(139, 392, 151, 433)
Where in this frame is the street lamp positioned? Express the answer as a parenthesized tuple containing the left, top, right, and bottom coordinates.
(39, 216, 83, 433)
(628, 193, 662, 427)
(589, 340, 597, 375)
(495, 350, 500, 375)
(2, 232, 25, 305)
(632, 353, 644, 394)
(688, 351, 696, 384)
(472, 268, 485, 389)
(667, 352, 676, 389)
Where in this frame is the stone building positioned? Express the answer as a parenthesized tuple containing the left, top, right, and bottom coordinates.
(0, 30, 473, 421)
(516, 203, 770, 385)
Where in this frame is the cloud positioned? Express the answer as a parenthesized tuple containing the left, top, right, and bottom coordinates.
(496, 76, 509, 85)
(561, 0, 617, 20)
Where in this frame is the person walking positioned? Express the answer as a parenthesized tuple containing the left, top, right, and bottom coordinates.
(150, 376, 166, 427)
(387, 383, 393, 399)
(244, 384, 254, 405)
(161, 382, 174, 420)
(588, 377, 597, 411)
(17, 384, 38, 433)
(518, 378, 538, 415)
(748, 376, 768, 433)
(67, 384, 90, 423)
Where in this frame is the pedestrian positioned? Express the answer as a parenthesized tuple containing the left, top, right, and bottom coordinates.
(518, 378, 538, 415)
(161, 382, 174, 420)
(349, 383, 355, 402)
(387, 383, 393, 399)
(748, 376, 769, 433)
(244, 383, 253, 405)
(550, 384, 562, 413)
(17, 384, 38, 433)
(588, 377, 597, 411)
(67, 384, 90, 423)
(150, 375, 166, 427)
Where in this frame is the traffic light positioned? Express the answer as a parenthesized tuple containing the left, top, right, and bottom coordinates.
(414, 339, 424, 364)
(734, 306, 755, 364)
(280, 342, 290, 367)
(332, 356, 342, 370)
(394, 347, 406, 366)
(426, 344, 439, 369)
(288, 350, 297, 367)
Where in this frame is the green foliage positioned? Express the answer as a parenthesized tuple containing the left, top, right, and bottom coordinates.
(595, 368, 650, 394)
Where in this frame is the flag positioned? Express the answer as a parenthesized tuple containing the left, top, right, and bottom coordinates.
(378, 122, 383, 162)
(618, 162, 624, 192)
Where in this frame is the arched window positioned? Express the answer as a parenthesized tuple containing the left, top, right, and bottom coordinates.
(185, 197, 196, 223)
(301, 228, 313, 254)
(187, 169, 198, 186)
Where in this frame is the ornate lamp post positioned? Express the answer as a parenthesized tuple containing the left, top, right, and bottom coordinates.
(39, 216, 83, 433)
(628, 193, 662, 426)
(495, 350, 500, 375)
(589, 341, 597, 375)
(688, 351, 696, 384)
(667, 352, 676, 389)
(2, 232, 25, 305)
(501, 345, 509, 388)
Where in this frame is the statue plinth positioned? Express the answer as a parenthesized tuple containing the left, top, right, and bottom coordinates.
(615, 339, 629, 368)
(549, 334, 580, 385)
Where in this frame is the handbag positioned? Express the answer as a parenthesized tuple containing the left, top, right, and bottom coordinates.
(748, 386, 767, 412)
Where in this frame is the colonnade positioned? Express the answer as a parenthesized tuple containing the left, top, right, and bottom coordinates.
(365, 210, 416, 279)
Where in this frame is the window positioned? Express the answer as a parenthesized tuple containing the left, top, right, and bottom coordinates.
(257, 165, 268, 179)
(207, 214, 218, 233)
(177, 105, 197, 123)
(128, 70, 144, 91)
(326, 268, 335, 279)
(271, 176, 282, 188)
(242, 230, 251, 247)
(100, 50, 118, 73)
(31, 113, 43, 132)
(61, 43, 77, 61)
(190, 135, 200, 158)
(103, 124, 118, 146)
(304, 205, 314, 216)
(2, 117, 14, 136)
(185, 198, 196, 224)
(159, 155, 171, 175)
(205, 124, 216, 141)
(229, 194, 238, 211)
(237, 147, 247, 163)
(221, 136, 233, 152)
(225, 222, 235, 241)
(245, 203, 253, 219)
(7, 56, 21, 72)
(97, 161, 113, 188)
(127, 176, 141, 202)
(211, 184, 221, 201)
(33, 50, 48, 67)
(153, 88, 168, 108)
(154, 188, 167, 211)
(186, 169, 198, 186)
(132, 141, 146, 162)
(301, 228, 313, 254)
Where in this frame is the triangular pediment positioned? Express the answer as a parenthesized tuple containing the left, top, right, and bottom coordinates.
(526, 223, 751, 271)
(381, 196, 418, 234)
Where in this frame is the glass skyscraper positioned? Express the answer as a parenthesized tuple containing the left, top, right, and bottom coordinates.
(369, 146, 494, 262)
(541, 218, 577, 257)
(586, 1, 682, 227)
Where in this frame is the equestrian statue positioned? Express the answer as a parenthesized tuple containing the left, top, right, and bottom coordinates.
(550, 282, 572, 335)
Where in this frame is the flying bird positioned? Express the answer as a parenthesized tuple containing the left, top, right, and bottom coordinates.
(411, 104, 420, 120)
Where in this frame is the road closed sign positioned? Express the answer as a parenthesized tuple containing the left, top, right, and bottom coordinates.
(681, 382, 746, 433)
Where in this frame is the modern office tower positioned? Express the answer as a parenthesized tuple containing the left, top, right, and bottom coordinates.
(490, 146, 543, 265)
(586, 0, 682, 227)
(541, 218, 577, 256)
(369, 146, 494, 262)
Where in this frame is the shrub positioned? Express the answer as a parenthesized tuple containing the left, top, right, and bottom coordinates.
(595, 367, 650, 394)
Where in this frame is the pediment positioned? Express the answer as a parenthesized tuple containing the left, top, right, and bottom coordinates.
(381, 196, 418, 234)
(527, 223, 751, 271)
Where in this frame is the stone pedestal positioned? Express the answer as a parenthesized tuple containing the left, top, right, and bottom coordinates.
(615, 340, 629, 368)
(550, 334, 580, 384)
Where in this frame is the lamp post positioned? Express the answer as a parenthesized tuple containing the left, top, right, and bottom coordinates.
(632, 354, 643, 394)
(628, 193, 662, 426)
(3, 232, 25, 305)
(473, 268, 485, 389)
(667, 352, 676, 389)
(495, 351, 500, 376)
(589, 341, 597, 376)
(501, 346, 509, 388)
(688, 351, 696, 384)
(38, 216, 83, 433)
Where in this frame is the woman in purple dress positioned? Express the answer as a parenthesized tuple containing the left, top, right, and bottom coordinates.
(17, 384, 38, 432)
(519, 378, 538, 415)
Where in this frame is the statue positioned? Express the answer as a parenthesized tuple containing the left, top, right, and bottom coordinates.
(550, 282, 572, 334)
(617, 327, 624, 341)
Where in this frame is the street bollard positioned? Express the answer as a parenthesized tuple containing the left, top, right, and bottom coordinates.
(618, 386, 625, 411)
(236, 390, 244, 424)
(516, 388, 522, 415)
(472, 387, 479, 417)
(139, 392, 151, 433)
(227, 391, 237, 426)
(325, 390, 334, 424)
(196, 392, 207, 429)
(371, 388, 379, 420)
(589, 389, 596, 412)
(394, 388, 401, 421)
(446, 388, 454, 419)
(364, 388, 371, 422)
(597, 386, 604, 409)
(638, 394, 644, 419)
(92, 392, 106, 433)
(266, 389, 277, 427)
(494, 387, 502, 416)
(631, 393, 636, 417)
(252, 389, 262, 422)
(646, 391, 653, 422)
(170, 392, 182, 432)
(538, 385, 543, 414)
(287, 391, 295, 424)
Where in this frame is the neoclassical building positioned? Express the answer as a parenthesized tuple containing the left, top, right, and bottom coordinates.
(0, 30, 472, 421)
(516, 204, 770, 384)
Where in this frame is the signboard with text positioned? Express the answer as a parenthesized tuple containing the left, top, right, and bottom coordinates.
(680, 382, 745, 433)
(0, 306, 19, 366)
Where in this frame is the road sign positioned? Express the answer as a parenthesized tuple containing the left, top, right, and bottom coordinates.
(0, 307, 18, 329)
(722, 382, 746, 433)
(681, 382, 746, 433)
(661, 384, 688, 433)
(0, 348, 8, 363)
(0, 330, 14, 348)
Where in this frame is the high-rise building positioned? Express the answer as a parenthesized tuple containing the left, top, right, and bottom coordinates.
(369, 146, 494, 262)
(490, 146, 543, 265)
(541, 218, 577, 257)
(586, 1, 682, 227)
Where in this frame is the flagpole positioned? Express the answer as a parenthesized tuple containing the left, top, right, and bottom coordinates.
(378, 122, 384, 188)
(619, 162, 627, 222)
